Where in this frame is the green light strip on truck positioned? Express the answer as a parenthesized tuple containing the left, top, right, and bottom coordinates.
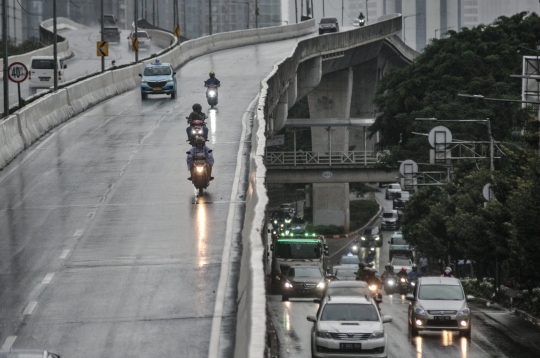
(276, 239, 320, 243)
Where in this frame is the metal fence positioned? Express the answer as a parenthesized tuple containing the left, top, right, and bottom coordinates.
(266, 151, 383, 166)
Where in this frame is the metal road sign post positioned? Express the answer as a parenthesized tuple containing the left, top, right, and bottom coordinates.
(97, 42, 109, 57)
(7, 62, 28, 108)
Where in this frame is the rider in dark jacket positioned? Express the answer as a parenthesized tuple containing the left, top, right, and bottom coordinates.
(408, 264, 422, 280)
(187, 103, 209, 142)
(204, 71, 221, 87)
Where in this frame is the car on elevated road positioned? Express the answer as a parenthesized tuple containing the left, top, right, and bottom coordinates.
(139, 60, 177, 100)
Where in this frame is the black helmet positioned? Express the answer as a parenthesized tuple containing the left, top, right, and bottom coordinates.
(209, 71, 215, 77)
(412, 263, 418, 270)
(195, 137, 205, 146)
(192, 103, 202, 112)
(358, 262, 366, 269)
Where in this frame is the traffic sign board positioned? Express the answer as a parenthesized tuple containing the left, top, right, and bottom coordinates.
(97, 41, 109, 57)
(7, 62, 28, 83)
(174, 25, 181, 37)
(131, 38, 139, 51)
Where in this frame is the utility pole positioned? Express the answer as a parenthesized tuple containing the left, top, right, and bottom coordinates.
(2, 0, 8, 117)
(53, 0, 58, 91)
(209, 0, 212, 35)
(134, 0, 139, 63)
(322, 0, 325, 17)
(255, 0, 258, 28)
(184, 0, 187, 37)
(100, 0, 104, 73)
(295, 0, 298, 23)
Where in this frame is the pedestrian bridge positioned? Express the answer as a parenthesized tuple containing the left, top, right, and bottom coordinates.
(266, 150, 381, 167)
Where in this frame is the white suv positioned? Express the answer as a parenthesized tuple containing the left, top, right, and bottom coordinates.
(307, 296, 392, 357)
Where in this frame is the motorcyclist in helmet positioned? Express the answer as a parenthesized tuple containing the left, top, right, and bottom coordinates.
(364, 249, 375, 264)
(186, 137, 214, 181)
(187, 103, 209, 142)
(408, 263, 422, 280)
(397, 266, 408, 280)
(204, 71, 221, 87)
(355, 262, 368, 281)
(440, 266, 454, 278)
(366, 262, 380, 277)
(365, 268, 382, 287)
(381, 263, 396, 281)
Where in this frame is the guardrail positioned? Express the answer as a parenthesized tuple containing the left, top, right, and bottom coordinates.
(266, 151, 382, 166)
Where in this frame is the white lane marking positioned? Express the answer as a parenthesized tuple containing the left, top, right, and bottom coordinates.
(74, 229, 83, 237)
(23, 301, 37, 315)
(87, 211, 95, 219)
(1, 336, 16, 350)
(59, 249, 70, 259)
(208, 96, 257, 358)
(42, 272, 55, 284)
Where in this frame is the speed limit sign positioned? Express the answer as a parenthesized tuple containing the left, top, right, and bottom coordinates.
(7, 62, 28, 83)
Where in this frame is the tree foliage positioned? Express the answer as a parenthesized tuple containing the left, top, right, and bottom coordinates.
(375, 13, 540, 287)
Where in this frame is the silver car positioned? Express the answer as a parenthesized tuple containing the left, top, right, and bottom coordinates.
(0, 350, 60, 358)
(407, 277, 475, 338)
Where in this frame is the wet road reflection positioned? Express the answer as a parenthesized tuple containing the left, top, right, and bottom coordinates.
(209, 109, 218, 145)
(196, 201, 208, 267)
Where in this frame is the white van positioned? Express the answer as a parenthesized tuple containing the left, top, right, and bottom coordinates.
(28, 56, 67, 93)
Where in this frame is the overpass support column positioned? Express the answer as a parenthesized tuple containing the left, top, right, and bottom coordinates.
(307, 67, 353, 232)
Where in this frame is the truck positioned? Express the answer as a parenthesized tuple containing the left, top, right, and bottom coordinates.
(269, 233, 329, 293)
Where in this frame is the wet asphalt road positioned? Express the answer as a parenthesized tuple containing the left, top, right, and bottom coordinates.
(0, 36, 305, 356)
(268, 189, 540, 357)
(0, 26, 162, 112)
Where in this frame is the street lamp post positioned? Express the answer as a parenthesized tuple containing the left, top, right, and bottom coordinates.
(53, 0, 58, 91)
(100, 0, 104, 73)
(2, 0, 8, 117)
(435, 26, 454, 39)
(209, 0, 212, 35)
(403, 13, 423, 44)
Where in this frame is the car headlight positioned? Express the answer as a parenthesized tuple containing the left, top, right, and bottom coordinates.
(369, 330, 384, 339)
(458, 307, 470, 316)
(196, 166, 204, 173)
(414, 305, 426, 315)
(285, 219, 291, 223)
(141, 79, 148, 83)
(317, 281, 325, 289)
(352, 245, 358, 251)
(284, 282, 293, 288)
(273, 220, 277, 224)
(374, 236, 380, 241)
(368, 285, 378, 292)
(166, 77, 173, 82)
(361, 236, 366, 241)
(317, 331, 333, 339)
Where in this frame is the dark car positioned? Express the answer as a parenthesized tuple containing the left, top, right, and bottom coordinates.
(282, 266, 325, 301)
(360, 226, 382, 247)
(393, 190, 411, 210)
(102, 26, 121, 43)
(101, 14, 117, 26)
(319, 17, 339, 34)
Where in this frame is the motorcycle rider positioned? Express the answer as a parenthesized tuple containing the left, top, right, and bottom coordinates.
(355, 262, 368, 281)
(408, 264, 422, 280)
(204, 71, 221, 87)
(186, 103, 209, 143)
(397, 266, 408, 280)
(186, 137, 214, 181)
(381, 263, 396, 281)
(440, 266, 455, 278)
(364, 250, 375, 264)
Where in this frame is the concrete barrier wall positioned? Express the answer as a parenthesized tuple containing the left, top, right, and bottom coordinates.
(0, 115, 25, 168)
(0, 17, 76, 80)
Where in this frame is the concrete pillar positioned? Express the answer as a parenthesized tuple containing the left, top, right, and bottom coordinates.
(307, 68, 353, 231)
(273, 91, 289, 132)
(313, 183, 350, 231)
(297, 57, 322, 100)
(288, 76, 298, 109)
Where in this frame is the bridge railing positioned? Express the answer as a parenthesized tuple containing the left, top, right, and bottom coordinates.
(266, 151, 383, 166)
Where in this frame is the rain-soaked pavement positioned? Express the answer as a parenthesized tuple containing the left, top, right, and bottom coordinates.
(268, 190, 540, 357)
(0, 34, 307, 356)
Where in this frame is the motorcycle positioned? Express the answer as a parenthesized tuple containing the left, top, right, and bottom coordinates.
(383, 275, 397, 294)
(398, 276, 409, 295)
(188, 150, 212, 195)
(368, 283, 383, 310)
(408, 277, 418, 293)
(206, 84, 219, 108)
(364, 247, 376, 264)
(186, 117, 209, 146)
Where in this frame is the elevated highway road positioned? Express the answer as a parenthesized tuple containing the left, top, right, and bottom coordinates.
(0, 36, 307, 357)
